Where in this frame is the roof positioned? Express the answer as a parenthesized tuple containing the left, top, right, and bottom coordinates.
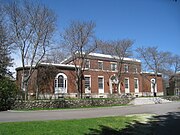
(61, 52, 141, 64)
(141, 71, 162, 76)
(16, 63, 76, 71)
(89, 53, 141, 62)
(40, 63, 76, 68)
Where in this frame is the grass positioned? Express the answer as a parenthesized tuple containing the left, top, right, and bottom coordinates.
(0, 114, 152, 135)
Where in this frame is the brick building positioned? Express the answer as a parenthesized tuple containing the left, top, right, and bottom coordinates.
(16, 53, 163, 99)
(167, 73, 180, 96)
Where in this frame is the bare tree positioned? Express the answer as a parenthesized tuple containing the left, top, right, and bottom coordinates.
(6, 1, 56, 100)
(97, 39, 133, 94)
(163, 54, 180, 88)
(62, 21, 97, 98)
(170, 54, 180, 74)
(158, 53, 180, 79)
(42, 48, 68, 63)
(136, 46, 171, 96)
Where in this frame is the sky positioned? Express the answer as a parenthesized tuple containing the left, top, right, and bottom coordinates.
(39, 0, 180, 54)
(6, 0, 180, 74)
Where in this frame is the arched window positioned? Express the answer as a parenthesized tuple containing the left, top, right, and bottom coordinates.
(58, 75, 64, 88)
(151, 78, 157, 93)
(54, 73, 67, 94)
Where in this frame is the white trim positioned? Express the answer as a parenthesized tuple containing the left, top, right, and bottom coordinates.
(98, 76, 104, 94)
(110, 62, 117, 71)
(89, 52, 141, 62)
(141, 71, 162, 75)
(41, 63, 76, 68)
(84, 75, 91, 77)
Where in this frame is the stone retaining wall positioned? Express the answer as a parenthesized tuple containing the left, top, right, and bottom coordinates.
(163, 96, 180, 101)
(12, 98, 132, 110)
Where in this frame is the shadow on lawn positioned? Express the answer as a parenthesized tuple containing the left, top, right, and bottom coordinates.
(85, 112, 180, 135)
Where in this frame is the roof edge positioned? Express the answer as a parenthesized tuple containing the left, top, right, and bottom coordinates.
(16, 63, 76, 71)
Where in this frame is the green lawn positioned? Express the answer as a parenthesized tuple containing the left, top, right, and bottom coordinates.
(0, 115, 150, 135)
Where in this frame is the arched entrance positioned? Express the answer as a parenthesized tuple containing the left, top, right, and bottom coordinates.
(109, 75, 120, 94)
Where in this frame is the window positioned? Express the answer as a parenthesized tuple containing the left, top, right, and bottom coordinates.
(124, 78, 129, 89)
(85, 60, 90, 69)
(58, 75, 64, 88)
(133, 65, 138, 73)
(98, 61, 103, 70)
(21, 73, 28, 91)
(85, 76, 91, 93)
(124, 64, 128, 72)
(151, 78, 157, 93)
(175, 88, 179, 96)
(98, 77, 104, 89)
(134, 78, 138, 89)
(85, 76, 90, 89)
(54, 73, 67, 94)
(111, 63, 117, 71)
(124, 78, 130, 93)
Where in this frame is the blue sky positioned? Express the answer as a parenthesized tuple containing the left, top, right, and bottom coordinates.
(5, 0, 180, 74)
(40, 0, 180, 55)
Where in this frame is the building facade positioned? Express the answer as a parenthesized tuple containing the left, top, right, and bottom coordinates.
(168, 73, 180, 96)
(16, 53, 163, 99)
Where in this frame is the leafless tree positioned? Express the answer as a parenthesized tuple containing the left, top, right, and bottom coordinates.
(62, 21, 97, 98)
(170, 54, 180, 74)
(136, 46, 171, 96)
(97, 39, 133, 94)
(42, 48, 68, 64)
(6, 1, 56, 100)
(97, 40, 114, 54)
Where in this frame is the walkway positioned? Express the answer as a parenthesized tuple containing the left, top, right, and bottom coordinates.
(0, 101, 179, 122)
(129, 97, 171, 105)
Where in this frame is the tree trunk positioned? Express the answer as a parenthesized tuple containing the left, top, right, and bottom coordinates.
(80, 77, 83, 99)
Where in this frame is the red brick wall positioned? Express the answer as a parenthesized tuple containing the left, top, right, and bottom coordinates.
(82, 59, 163, 94)
(16, 57, 164, 96)
(37, 66, 76, 94)
(141, 74, 163, 93)
(82, 58, 142, 94)
(16, 66, 76, 95)
(16, 68, 38, 93)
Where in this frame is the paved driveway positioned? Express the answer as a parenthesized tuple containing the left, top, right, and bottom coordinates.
(0, 102, 179, 122)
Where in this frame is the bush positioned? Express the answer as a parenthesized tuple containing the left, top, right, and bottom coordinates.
(0, 77, 17, 111)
